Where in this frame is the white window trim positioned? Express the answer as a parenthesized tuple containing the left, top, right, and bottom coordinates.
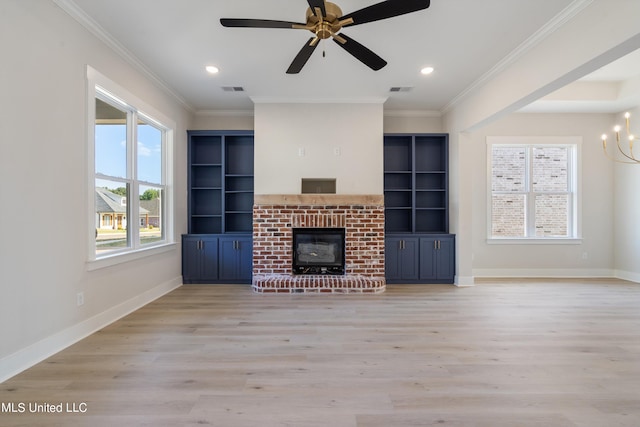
(87, 66, 175, 268)
(486, 136, 582, 244)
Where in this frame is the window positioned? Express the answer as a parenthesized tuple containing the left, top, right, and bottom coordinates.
(487, 137, 580, 241)
(88, 66, 174, 263)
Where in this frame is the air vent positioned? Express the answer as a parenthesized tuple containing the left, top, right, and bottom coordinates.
(389, 87, 413, 92)
(222, 86, 245, 92)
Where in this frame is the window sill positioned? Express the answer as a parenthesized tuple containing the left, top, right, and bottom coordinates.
(486, 238, 582, 245)
(87, 242, 176, 271)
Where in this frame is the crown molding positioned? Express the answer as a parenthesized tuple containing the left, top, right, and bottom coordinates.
(384, 110, 442, 118)
(251, 96, 388, 104)
(196, 108, 442, 118)
(442, 0, 595, 114)
(52, 0, 194, 113)
(195, 110, 255, 117)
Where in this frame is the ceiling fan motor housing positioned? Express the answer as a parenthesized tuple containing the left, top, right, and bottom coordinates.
(306, 2, 344, 39)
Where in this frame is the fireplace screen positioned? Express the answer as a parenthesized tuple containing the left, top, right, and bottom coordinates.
(292, 228, 345, 275)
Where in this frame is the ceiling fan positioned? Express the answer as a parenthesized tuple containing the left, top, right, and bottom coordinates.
(220, 0, 430, 74)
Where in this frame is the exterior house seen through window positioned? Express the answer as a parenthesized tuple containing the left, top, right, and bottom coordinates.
(488, 137, 580, 241)
(89, 66, 173, 262)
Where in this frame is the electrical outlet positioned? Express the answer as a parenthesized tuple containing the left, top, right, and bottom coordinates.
(298, 147, 305, 157)
(334, 147, 341, 156)
(582, 252, 588, 260)
(77, 292, 84, 306)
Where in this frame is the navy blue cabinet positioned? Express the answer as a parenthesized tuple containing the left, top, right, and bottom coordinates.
(385, 236, 419, 282)
(218, 236, 253, 283)
(182, 235, 219, 284)
(183, 131, 253, 284)
(384, 134, 455, 284)
(385, 234, 454, 284)
(419, 235, 455, 282)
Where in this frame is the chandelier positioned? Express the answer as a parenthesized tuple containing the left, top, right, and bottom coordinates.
(601, 112, 639, 164)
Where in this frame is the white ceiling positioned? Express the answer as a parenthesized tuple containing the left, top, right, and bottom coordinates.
(59, 0, 639, 114)
(521, 48, 640, 113)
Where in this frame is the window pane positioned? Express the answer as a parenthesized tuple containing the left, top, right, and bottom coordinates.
(139, 184, 163, 245)
(95, 179, 129, 253)
(95, 98, 127, 178)
(137, 121, 162, 184)
(532, 147, 568, 192)
(492, 146, 526, 192)
(491, 194, 525, 237)
(535, 194, 569, 237)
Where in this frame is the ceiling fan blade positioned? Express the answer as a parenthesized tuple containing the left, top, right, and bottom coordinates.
(286, 38, 319, 74)
(220, 18, 305, 29)
(339, 0, 430, 27)
(307, 0, 327, 17)
(333, 33, 387, 71)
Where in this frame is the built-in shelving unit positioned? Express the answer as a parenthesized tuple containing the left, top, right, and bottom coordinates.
(383, 133, 455, 284)
(188, 131, 254, 234)
(384, 134, 449, 234)
(184, 131, 254, 284)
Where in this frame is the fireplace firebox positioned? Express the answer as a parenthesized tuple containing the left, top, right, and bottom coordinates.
(292, 228, 345, 275)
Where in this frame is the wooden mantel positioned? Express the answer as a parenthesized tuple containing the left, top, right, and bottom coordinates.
(254, 194, 384, 206)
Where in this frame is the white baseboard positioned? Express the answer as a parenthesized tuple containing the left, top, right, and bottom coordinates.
(614, 269, 640, 283)
(455, 276, 475, 287)
(472, 268, 615, 279)
(0, 277, 182, 383)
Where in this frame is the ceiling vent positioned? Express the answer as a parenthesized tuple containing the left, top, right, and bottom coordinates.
(389, 87, 413, 93)
(222, 86, 245, 92)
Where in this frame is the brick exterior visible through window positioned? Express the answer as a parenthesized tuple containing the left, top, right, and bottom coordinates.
(489, 142, 577, 239)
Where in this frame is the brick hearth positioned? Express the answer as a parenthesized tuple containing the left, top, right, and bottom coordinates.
(252, 195, 386, 293)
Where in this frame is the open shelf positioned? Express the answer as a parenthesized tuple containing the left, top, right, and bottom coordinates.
(384, 133, 449, 234)
(187, 131, 254, 235)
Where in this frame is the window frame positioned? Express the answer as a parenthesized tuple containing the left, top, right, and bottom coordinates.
(87, 66, 175, 269)
(486, 136, 582, 244)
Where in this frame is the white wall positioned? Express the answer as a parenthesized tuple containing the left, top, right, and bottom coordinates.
(469, 113, 615, 277)
(254, 103, 384, 195)
(383, 114, 443, 134)
(191, 112, 254, 131)
(613, 107, 640, 282)
(0, 0, 190, 381)
(444, 0, 640, 284)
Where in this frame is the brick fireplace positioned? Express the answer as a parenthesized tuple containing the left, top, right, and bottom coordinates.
(252, 194, 386, 293)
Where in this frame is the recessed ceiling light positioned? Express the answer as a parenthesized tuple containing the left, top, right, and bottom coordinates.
(421, 66, 434, 75)
(206, 65, 219, 74)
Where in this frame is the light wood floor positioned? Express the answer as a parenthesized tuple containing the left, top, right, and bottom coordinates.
(2, 279, 640, 426)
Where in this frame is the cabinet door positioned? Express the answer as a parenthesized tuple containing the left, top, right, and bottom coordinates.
(419, 235, 455, 283)
(400, 238, 419, 280)
(182, 236, 218, 283)
(219, 237, 252, 283)
(235, 237, 253, 282)
(182, 236, 201, 283)
(385, 237, 419, 282)
(435, 236, 455, 281)
(419, 238, 437, 281)
(385, 238, 402, 281)
(199, 237, 219, 281)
